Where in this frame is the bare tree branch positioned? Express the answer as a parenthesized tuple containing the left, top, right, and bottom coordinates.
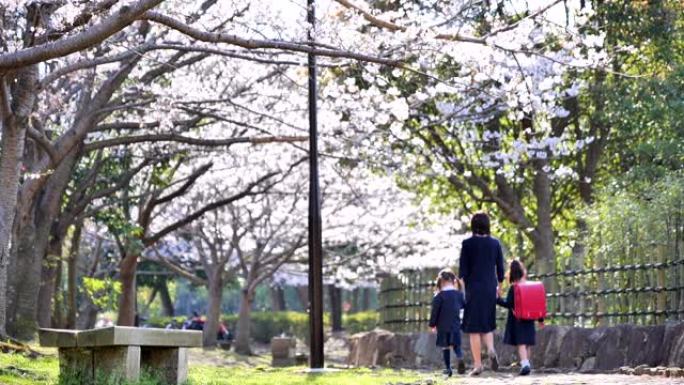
(0, 76, 11, 119)
(0, 0, 164, 72)
(26, 126, 58, 165)
(152, 163, 212, 208)
(148, 250, 207, 286)
(144, 171, 280, 245)
(142, 11, 402, 66)
(84, 133, 308, 152)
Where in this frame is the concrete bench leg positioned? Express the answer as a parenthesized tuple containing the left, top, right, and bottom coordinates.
(141, 347, 188, 384)
(93, 346, 141, 382)
(59, 348, 94, 384)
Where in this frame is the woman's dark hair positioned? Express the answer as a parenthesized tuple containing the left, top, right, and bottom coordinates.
(471, 212, 491, 235)
(509, 259, 526, 284)
(436, 268, 456, 289)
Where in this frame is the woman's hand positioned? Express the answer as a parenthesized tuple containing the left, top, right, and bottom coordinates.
(430, 327, 437, 334)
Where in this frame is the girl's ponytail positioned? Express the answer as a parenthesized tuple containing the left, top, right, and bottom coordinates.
(509, 259, 526, 284)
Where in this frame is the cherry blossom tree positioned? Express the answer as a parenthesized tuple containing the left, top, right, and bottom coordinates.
(0, 0, 646, 341)
(312, 0, 615, 274)
(0, 0, 398, 339)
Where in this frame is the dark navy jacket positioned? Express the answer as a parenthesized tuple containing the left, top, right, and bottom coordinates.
(458, 235, 505, 287)
(428, 288, 465, 332)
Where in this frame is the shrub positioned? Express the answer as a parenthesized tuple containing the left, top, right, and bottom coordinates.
(224, 311, 379, 343)
(223, 311, 311, 343)
(343, 311, 379, 334)
(144, 310, 379, 343)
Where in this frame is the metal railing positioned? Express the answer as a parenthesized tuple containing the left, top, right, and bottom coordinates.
(379, 257, 684, 331)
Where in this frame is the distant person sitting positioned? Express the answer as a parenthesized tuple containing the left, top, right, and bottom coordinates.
(183, 311, 205, 330)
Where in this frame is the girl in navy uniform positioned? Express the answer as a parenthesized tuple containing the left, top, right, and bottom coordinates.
(496, 260, 544, 375)
(429, 269, 466, 377)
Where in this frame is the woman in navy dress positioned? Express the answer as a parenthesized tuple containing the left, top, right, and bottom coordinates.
(458, 212, 505, 375)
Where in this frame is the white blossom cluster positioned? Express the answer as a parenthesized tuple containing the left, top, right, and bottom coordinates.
(2, 0, 618, 289)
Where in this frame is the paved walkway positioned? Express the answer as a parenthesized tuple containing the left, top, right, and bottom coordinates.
(434, 373, 682, 384)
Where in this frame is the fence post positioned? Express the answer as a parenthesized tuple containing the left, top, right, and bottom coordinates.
(657, 245, 668, 323)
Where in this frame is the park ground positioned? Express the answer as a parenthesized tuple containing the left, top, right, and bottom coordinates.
(0, 348, 679, 385)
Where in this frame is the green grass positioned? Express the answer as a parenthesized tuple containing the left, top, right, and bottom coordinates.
(0, 352, 428, 385)
(190, 366, 425, 385)
(0, 353, 58, 385)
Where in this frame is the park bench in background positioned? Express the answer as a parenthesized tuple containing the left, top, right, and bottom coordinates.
(271, 337, 296, 367)
(39, 326, 202, 384)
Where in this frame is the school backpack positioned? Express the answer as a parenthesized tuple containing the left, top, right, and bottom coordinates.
(513, 281, 547, 320)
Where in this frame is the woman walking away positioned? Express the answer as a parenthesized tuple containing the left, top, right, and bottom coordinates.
(496, 260, 545, 376)
(459, 212, 505, 376)
(429, 269, 466, 377)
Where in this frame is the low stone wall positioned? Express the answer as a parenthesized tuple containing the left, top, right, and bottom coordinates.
(346, 322, 684, 371)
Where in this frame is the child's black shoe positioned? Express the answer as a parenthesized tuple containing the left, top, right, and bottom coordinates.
(442, 369, 453, 377)
(456, 359, 466, 374)
(519, 365, 531, 376)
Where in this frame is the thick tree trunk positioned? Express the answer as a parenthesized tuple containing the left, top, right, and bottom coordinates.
(7, 150, 77, 339)
(51, 258, 64, 328)
(329, 284, 343, 332)
(7, 212, 45, 339)
(66, 222, 83, 329)
(296, 285, 308, 312)
(532, 163, 556, 274)
(203, 272, 223, 347)
(361, 288, 371, 311)
(117, 254, 138, 326)
(572, 218, 589, 319)
(77, 298, 99, 330)
(234, 288, 255, 355)
(351, 288, 359, 313)
(37, 236, 63, 328)
(0, 112, 27, 337)
(270, 286, 286, 312)
(158, 279, 175, 317)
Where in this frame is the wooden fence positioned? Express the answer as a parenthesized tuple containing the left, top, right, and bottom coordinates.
(379, 258, 684, 332)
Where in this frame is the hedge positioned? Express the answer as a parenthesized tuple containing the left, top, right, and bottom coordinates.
(145, 311, 379, 343)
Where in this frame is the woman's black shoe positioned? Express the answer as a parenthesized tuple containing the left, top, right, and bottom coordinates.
(457, 359, 466, 374)
(442, 369, 453, 377)
(519, 366, 531, 376)
(489, 353, 499, 372)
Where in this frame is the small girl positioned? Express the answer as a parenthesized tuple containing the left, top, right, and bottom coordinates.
(429, 269, 466, 377)
(496, 260, 544, 376)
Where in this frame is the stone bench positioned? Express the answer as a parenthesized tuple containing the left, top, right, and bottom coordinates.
(271, 337, 296, 367)
(39, 326, 202, 384)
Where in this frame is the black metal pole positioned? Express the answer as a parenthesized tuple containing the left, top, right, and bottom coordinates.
(307, 0, 325, 369)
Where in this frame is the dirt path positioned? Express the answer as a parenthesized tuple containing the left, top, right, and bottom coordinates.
(434, 372, 683, 384)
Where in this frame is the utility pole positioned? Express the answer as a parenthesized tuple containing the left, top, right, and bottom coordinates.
(307, 0, 325, 369)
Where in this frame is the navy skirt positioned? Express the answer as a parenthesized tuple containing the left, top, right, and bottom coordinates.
(462, 281, 497, 333)
(435, 330, 461, 348)
(502, 313, 536, 346)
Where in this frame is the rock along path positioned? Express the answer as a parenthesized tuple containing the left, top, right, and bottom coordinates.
(429, 372, 684, 384)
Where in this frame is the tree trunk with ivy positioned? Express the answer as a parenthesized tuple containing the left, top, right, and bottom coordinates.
(234, 287, 255, 355)
(330, 285, 343, 332)
(0, 81, 29, 336)
(203, 270, 223, 347)
(117, 254, 139, 326)
(66, 221, 83, 329)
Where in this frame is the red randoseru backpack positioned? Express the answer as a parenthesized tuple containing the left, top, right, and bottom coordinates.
(513, 281, 547, 320)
